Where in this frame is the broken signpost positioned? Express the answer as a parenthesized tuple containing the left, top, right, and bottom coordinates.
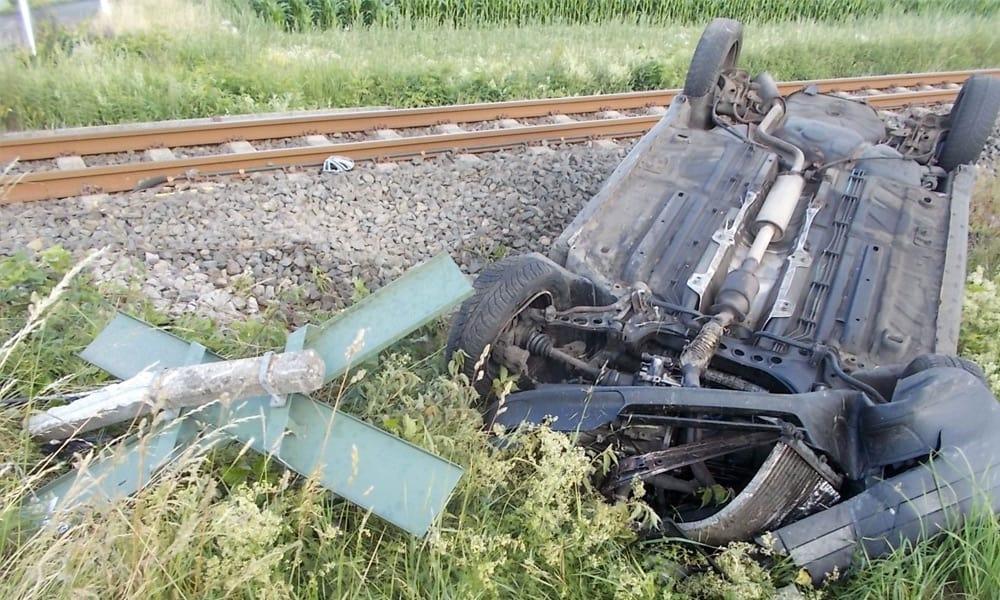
(25, 253, 473, 537)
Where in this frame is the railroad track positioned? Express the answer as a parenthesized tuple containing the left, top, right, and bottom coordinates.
(2, 69, 996, 204)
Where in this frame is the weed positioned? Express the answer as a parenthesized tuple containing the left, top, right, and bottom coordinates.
(832, 506, 1000, 599)
(969, 173, 1000, 274)
(2, 1, 998, 129)
(3, 224, 1000, 597)
(248, 0, 1000, 31)
(350, 276, 370, 303)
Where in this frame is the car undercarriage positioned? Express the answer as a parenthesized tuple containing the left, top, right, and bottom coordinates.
(446, 19, 1000, 582)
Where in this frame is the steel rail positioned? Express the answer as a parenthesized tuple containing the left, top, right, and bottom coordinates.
(863, 88, 962, 108)
(2, 117, 656, 203)
(2, 69, 994, 162)
(0, 86, 977, 204)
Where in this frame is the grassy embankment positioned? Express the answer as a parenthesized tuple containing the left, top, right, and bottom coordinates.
(0, 176, 998, 599)
(3, 0, 1000, 597)
(246, 0, 999, 30)
(1, 0, 999, 130)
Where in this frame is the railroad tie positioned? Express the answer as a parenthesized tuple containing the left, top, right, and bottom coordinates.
(303, 135, 331, 147)
(224, 140, 256, 154)
(55, 156, 86, 171)
(434, 123, 465, 135)
(145, 148, 176, 162)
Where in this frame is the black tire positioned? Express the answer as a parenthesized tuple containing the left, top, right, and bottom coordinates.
(935, 75, 1000, 171)
(901, 353, 987, 383)
(683, 18, 744, 129)
(446, 253, 573, 400)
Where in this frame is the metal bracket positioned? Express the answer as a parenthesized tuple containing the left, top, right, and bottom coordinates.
(767, 201, 821, 321)
(687, 190, 760, 301)
(256, 351, 285, 408)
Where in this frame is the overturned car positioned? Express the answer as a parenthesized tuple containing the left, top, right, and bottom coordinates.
(447, 19, 1000, 581)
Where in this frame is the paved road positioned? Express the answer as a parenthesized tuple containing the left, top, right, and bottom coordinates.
(0, 0, 101, 48)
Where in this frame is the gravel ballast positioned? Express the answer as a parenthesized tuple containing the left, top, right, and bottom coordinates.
(1, 142, 631, 322)
(3, 121, 999, 324)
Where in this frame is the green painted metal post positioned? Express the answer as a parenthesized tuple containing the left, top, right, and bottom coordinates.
(27, 254, 472, 536)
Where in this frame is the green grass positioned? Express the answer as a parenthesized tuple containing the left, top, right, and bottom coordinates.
(0, 0, 70, 16)
(1, 0, 999, 130)
(3, 1, 1000, 595)
(0, 174, 999, 598)
(245, 0, 1000, 31)
(969, 175, 1000, 275)
(829, 505, 1000, 599)
(0, 251, 686, 599)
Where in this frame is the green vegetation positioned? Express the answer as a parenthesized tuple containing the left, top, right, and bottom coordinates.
(0, 174, 999, 598)
(0, 248, 745, 598)
(2, 0, 999, 130)
(4, 0, 1000, 596)
(829, 507, 1000, 600)
(247, 0, 1000, 31)
(0, 0, 70, 16)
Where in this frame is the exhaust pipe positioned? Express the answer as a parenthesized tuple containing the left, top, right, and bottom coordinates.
(681, 99, 807, 387)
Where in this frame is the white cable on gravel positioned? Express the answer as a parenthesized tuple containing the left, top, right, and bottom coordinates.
(0, 142, 631, 322)
(2, 124, 998, 324)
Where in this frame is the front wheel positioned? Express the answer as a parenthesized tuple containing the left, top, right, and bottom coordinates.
(935, 75, 1000, 171)
(446, 253, 575, 401)
(683, 18, 744, 130)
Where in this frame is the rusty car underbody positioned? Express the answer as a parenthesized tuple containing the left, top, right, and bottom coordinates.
(446, 19, 1000, 581)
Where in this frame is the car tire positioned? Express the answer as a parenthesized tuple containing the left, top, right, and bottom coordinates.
(446, 253, 574, 400)
(683, 18, 743, 130)
(901, 353, 987, 383)
(935, 75, 1000, 171)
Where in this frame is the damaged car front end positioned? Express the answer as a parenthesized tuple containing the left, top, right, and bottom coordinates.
(446, 19, 1000, 581)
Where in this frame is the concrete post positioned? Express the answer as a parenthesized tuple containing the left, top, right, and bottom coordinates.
(16, 0, 36, 56)
(28, 350, 327, 441)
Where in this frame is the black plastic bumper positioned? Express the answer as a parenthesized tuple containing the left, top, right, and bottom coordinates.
(489, 367, 1000, 581)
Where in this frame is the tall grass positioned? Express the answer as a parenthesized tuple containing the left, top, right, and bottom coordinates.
(0, 251, 698, 598)
(0, 173, 999, 597)
(3, 231, 1000, 597)
(2, 0, 998, 130)
(832, 508, 1000, 599)
(246, 0, 1000, 31)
